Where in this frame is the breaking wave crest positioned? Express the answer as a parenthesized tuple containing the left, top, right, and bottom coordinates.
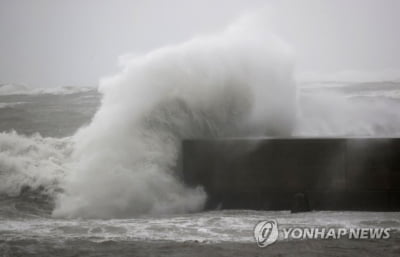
(0, 132, 71, 198)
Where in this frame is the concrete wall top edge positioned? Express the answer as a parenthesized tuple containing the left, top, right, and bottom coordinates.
(183, 137, 400, 143)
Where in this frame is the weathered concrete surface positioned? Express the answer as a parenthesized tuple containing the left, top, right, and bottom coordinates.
(182, 138, 400, 211)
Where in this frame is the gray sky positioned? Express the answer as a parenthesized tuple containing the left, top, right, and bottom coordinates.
(0, 0, 399, 87)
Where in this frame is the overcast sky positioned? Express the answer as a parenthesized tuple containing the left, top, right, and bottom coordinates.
(0, 0, 399, 87)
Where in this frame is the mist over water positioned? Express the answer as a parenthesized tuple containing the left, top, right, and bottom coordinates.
(296, 82, 400, 136)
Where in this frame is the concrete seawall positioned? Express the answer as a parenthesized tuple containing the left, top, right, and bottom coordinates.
(182, 138, 400, 211)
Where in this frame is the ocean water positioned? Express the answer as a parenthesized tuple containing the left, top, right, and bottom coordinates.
(0, 82, 400, 256)
(0, 88, 99, 137)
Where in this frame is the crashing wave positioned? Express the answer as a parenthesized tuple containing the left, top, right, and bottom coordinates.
(0, 131, 72, 197)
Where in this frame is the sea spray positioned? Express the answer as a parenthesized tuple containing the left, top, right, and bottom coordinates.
(296, 89, 400, 136)
(52, 14, 296, 218)
(0, 131, 71, 197)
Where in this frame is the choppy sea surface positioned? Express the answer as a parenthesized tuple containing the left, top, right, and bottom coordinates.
(0, 82, 400, 256)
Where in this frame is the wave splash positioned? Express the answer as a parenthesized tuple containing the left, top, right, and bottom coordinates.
(0, 132, 71, 198)
(50, 15, 295, 218)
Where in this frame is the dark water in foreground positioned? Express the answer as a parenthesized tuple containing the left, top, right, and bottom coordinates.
(2, 238, 400, 257)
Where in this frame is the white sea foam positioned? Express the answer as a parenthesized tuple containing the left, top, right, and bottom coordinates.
(0, 132, 71, 197)
(1, 211, 398, 243)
